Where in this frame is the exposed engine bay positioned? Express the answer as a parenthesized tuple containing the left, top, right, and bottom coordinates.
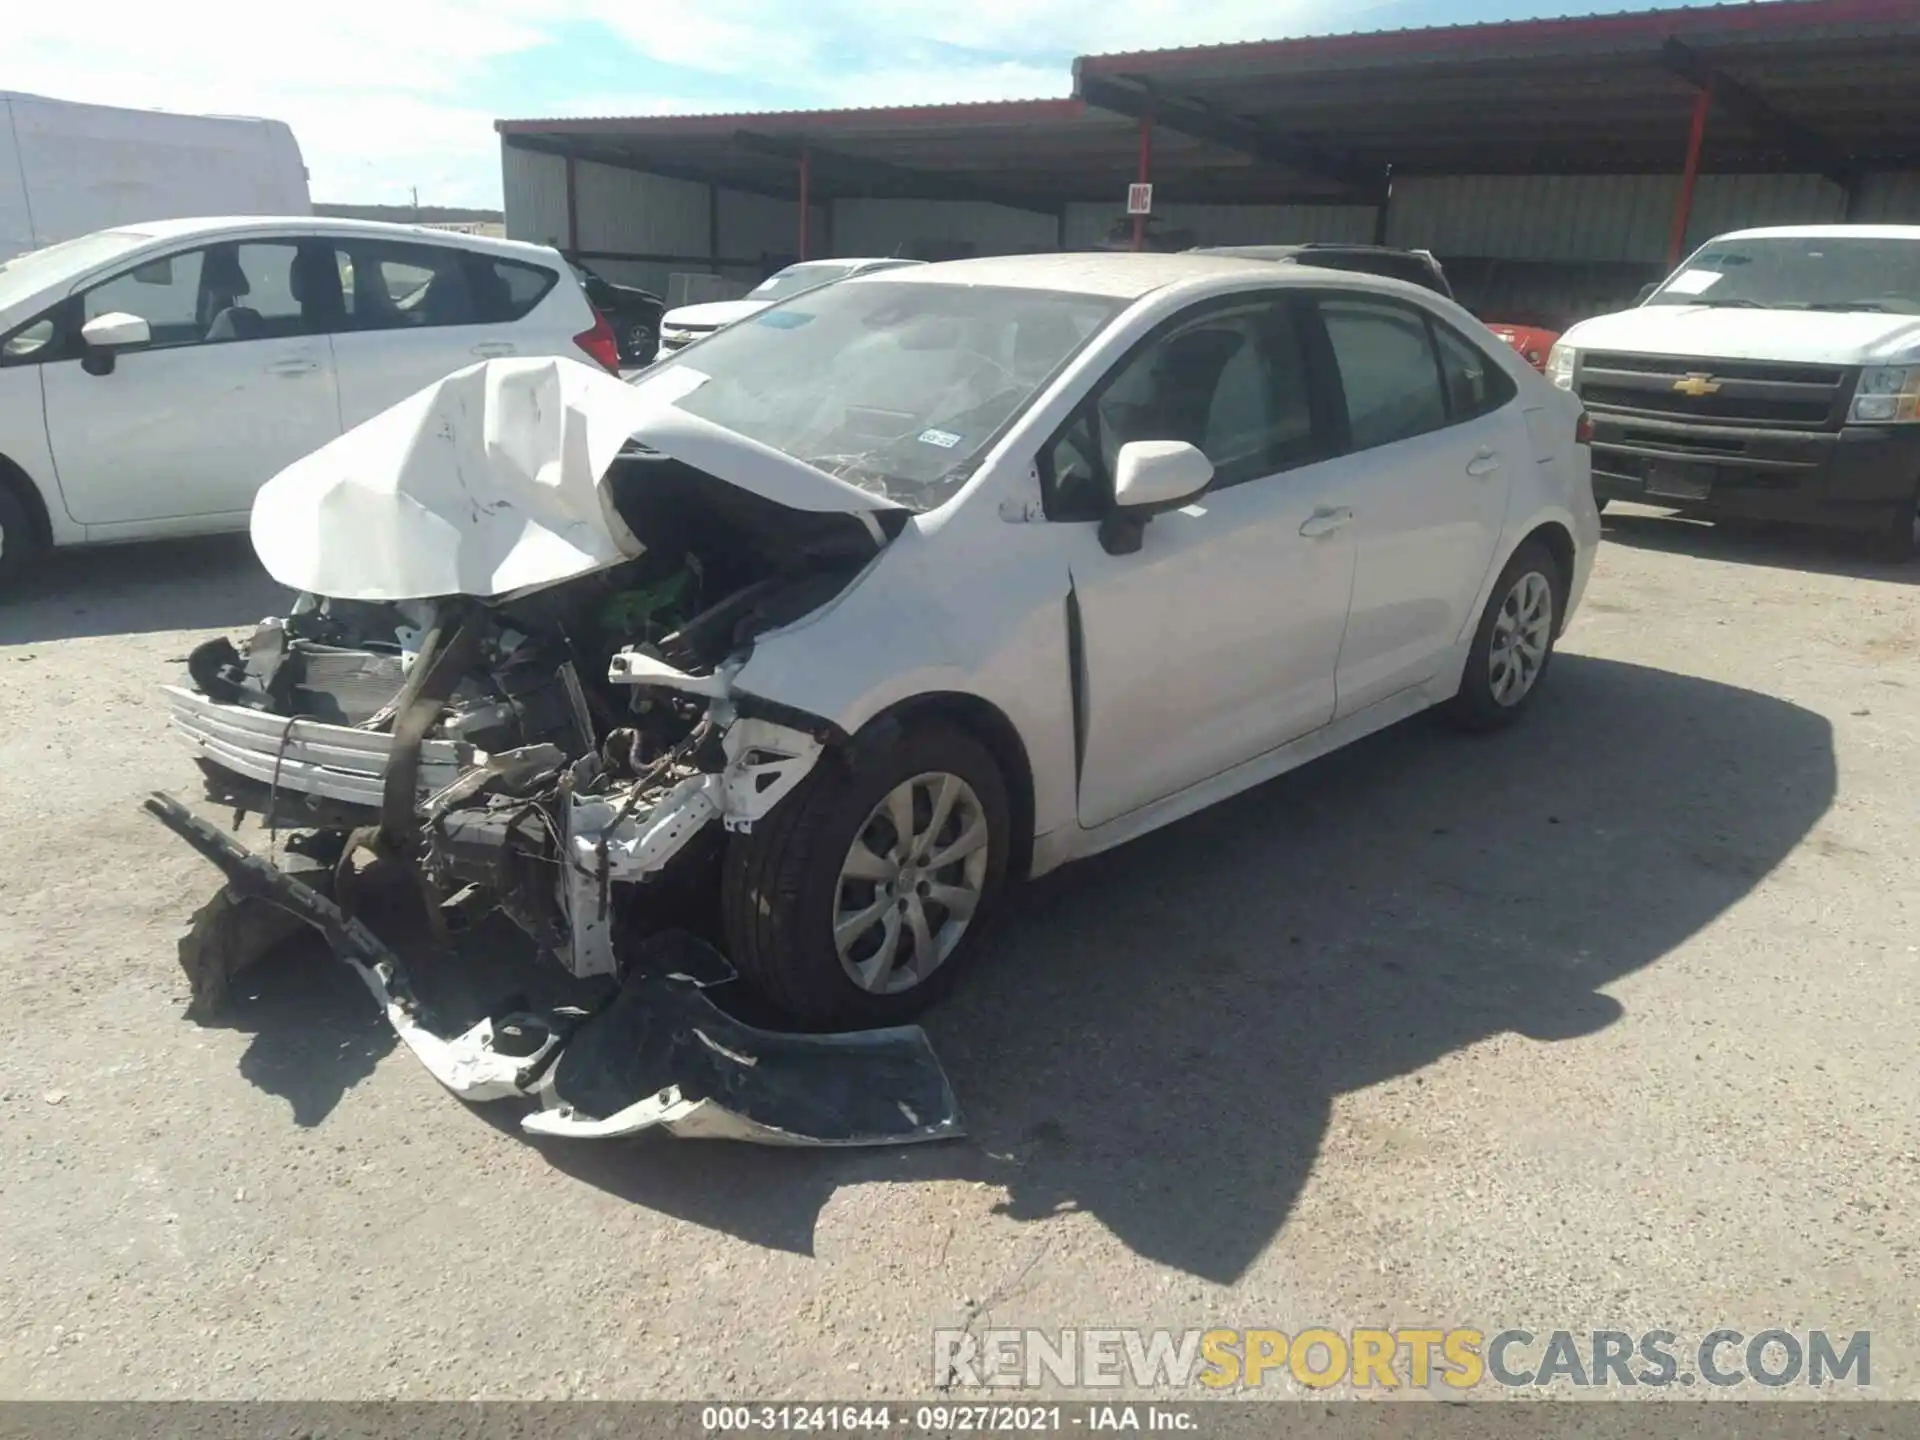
(146, 359, 960, 1147)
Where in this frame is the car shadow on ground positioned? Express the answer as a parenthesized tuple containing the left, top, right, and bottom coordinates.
(0, 535, 288, 645)
(1602, 504, 1920, 586)
(526, 654, 1836, 1280)
(185, 654, 1836, 1276)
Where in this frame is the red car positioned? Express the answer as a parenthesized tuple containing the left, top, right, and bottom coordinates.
(1486, 323, 1561, 372)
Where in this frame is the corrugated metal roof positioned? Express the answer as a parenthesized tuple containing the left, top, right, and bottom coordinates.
(497, 98, 1087, 136)
(1076, 0, 1915, 71)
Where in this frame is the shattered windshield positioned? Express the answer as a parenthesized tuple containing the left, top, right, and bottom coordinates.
(641, 279, 1123, 510)
(1648, 236, 1920, 313)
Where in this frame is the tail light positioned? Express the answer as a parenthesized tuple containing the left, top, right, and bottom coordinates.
(1575, 410, 1594, 446)
(574, 309, 621, 373)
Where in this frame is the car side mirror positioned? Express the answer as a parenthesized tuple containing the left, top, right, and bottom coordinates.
(80, 312, 151, 376)
(1100, 440, 1214, 556)
(1633, 282, 1660, 306)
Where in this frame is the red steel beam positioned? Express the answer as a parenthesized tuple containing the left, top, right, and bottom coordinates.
(1668, 80, 1712, 266)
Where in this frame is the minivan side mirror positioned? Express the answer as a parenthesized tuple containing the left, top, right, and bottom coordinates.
(1100, 440, 1215, 556)
(1633, 282, 1661, 306)
(80, 312, 152, 376)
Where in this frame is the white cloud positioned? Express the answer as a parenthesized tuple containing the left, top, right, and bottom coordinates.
(7, 0, 1365, 207)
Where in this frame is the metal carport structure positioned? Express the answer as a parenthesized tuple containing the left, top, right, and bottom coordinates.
(497, 0, 1920, 319)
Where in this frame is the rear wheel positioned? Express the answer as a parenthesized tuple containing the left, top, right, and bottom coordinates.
(722, 720, 1011, 1029)
(1446, 539, 1564, 732)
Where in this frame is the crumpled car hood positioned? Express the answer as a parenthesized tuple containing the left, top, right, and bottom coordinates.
(250, 355, 905, 603)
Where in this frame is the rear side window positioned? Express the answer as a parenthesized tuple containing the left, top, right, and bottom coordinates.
(1317, 296, 1449, 452)
(1435, 323, 1518, 421)
(331, 241, 476, 330)
(469, 256, 558, 323)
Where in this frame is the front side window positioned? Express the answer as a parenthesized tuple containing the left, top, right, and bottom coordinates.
(642, 279, 1121, 511)
(1042, 298, 1322, 521)
(80, 241, 307, 347)
(333, 241, 475, 329)
(1318, 296, 1449, 452)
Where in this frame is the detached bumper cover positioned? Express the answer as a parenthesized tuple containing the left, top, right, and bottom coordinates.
(144, 793, 963, 1148)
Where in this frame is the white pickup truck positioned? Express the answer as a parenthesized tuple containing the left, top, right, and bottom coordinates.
(1548, 224, 1920, 558)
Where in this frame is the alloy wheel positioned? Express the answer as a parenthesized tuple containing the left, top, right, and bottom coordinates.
(1489, 570, 1554, 707)
(834, 772, 991, 994)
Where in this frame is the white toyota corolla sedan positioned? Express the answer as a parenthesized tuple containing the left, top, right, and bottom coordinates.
(152, 251, 1598, 1142)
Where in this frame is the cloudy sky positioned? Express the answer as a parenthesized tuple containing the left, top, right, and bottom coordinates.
(15, 0, 1736, 208)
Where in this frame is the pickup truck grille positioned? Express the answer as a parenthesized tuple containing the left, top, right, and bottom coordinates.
(1578, 352, 1855, 431)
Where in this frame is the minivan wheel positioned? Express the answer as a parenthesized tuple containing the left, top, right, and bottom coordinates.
(1445, 539, 1565, 732)
(722, 720, 1011, 1029)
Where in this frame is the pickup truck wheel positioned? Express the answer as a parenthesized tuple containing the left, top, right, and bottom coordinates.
(722, 720, 1011, 1030)
(1873, 482, 1920, 562)
(1445, 539, 1565, 733)
(0, 484, 45, 590)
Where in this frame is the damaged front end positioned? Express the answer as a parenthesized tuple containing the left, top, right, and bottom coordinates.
(146, 357, 958, 1147)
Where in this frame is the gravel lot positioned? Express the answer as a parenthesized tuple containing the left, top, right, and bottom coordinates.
(0, 507, 1915, 1401)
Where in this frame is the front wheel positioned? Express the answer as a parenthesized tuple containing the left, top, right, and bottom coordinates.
(1871, 480, 1919, 562)
(722, 719, 1011, 1029)
(0, 483, 45, 591)
(1445, 539, 1565, 732)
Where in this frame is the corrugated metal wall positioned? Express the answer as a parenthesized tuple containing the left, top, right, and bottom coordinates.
(828, 199, 1058, 258)
(1850, 172, 1920, 223)
(501, 144, 569, 249)
(1062, 201, 1377, 250)
(1384, 172, 1856, 262)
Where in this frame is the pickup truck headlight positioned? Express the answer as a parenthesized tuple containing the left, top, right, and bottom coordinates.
(1546, 341, 1577, 391)
(1851, 365, 1920, 424)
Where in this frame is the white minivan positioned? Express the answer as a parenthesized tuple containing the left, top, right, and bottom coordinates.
(0, 217, 615, 584)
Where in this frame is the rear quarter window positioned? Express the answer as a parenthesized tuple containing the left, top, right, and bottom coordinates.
(469, 255, 560, 323)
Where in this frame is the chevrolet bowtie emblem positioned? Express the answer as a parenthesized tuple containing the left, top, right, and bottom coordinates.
(1673, 373, 1723, 397)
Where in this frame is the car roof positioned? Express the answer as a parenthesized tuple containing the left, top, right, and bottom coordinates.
(99, 215, 561, 260)
(856, 250, 1287, 299)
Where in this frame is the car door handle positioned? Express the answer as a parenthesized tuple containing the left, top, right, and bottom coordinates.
(470, 342, 516, 358)
(1467, 448, 1503, 477)
(267, 358, 320, 377)
(1299, 506, 1355, 539)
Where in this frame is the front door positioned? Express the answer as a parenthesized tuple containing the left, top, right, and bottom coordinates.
(1308, 294, 1519, 716)
(41, 238, 342, 527)
(1039, 295, 1358, 830)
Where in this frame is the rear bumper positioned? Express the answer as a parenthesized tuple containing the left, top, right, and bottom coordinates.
(1590, 415, 1920, 529)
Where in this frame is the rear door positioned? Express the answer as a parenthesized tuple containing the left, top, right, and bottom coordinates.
(325, 238, 563, 428)
(1305, 293, 1522, 716)
(39, 237, 343, 526)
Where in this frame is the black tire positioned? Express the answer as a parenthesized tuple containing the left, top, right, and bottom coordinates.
(722, 718, 1012, 1029)
(0, 482, 45, 590)
(1445, 538, 1566, 733)
(1870, 480, 1920, 562)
